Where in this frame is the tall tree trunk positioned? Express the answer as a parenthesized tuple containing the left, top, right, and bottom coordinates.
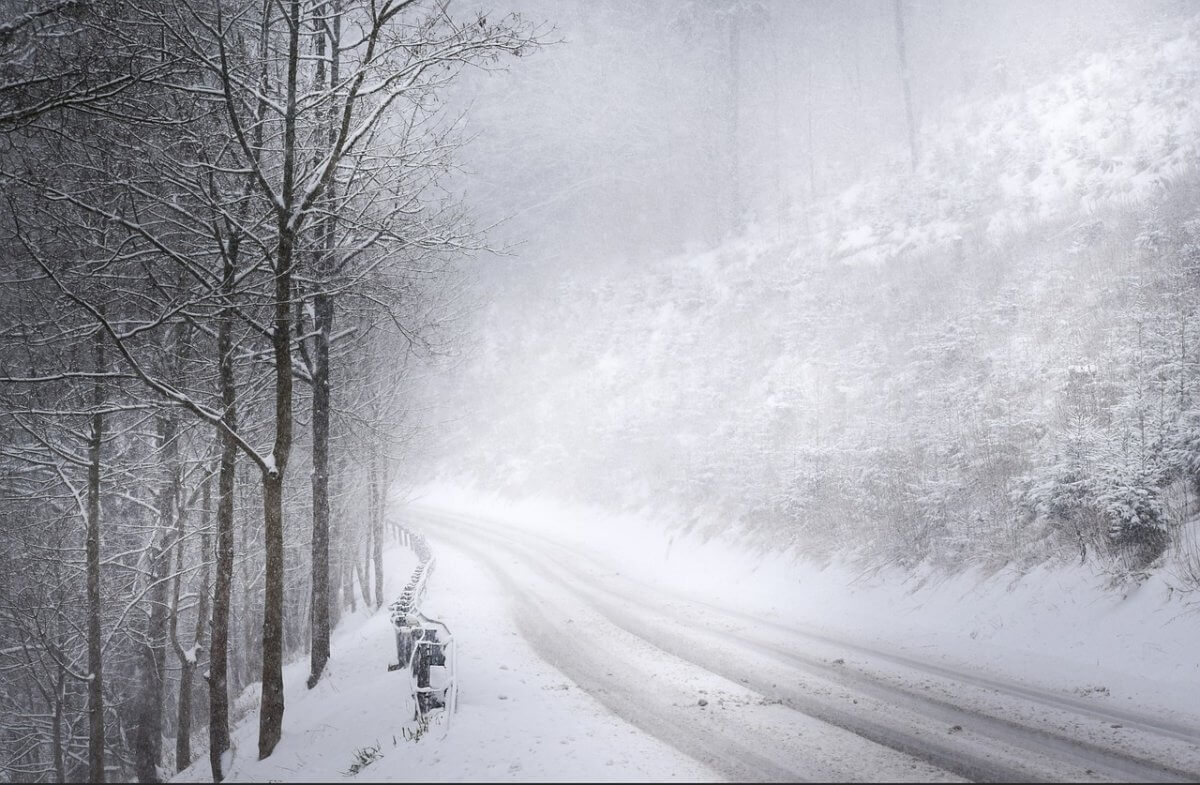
(894, 0, 918, 171)
(136, 413, 177, 783)
(52, 666, 65, 783)
(308, 286, 332, 686)
(356, 528, 371, 608)
(257, 469, 287, 759)
(257, 0, 300, 757)
(725, 9, 741, 234)
(174, 653, 195, 771)
(135, 540, 168, 783)
(307, 0, 339, 687)
(331, 453, 347, 624)
(371, 445, 383, 608)
(173, 471, 211, 772)
(86, 326, 106, 784)
(208, 245, 239, 783)
(341, 490, 357, 614)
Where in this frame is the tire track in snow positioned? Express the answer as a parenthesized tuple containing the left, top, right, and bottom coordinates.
(415, 507, 1200, 783)
(430, 528, 961, 782)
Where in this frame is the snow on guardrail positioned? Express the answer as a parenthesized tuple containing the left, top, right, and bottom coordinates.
(388, 527, 434, 623)
(387, 525, 457, 726)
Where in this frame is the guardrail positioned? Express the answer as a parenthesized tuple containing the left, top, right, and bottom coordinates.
(388, 527, 434, 623)
(387, 525, 457, 725)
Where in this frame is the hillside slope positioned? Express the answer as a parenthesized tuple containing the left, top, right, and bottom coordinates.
(422, 12, 1200, 581)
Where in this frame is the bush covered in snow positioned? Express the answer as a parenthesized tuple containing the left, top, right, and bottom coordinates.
(418, 13, 1200, 582)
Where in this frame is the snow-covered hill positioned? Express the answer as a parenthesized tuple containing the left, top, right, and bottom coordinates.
(820, 15, 1200, 267)
(422, 9, 1200, 582)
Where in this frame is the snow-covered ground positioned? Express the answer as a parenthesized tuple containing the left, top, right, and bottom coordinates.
(405, 492, 1200, 780)
(173, 484, 1200, 782)
(173, 529, 716, 783)
(412, 484, 1200, 727)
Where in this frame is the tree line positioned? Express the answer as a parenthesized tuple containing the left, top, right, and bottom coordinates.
(0, 0, 534, 781)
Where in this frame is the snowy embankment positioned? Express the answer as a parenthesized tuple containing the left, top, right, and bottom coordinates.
(412, 484, 1200, 723)
(425, 11, 1200, 572)
(173, 531, 714, 783)
(812, 12, 1200, 267)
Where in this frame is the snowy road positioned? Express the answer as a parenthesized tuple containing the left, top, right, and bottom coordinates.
(412, 507, 1200, 783)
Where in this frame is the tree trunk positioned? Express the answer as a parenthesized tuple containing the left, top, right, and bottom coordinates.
(53, 666, 65, 783)
(208, 247, 238, 783)
(894, 0, 918, 171)
(307, 0, 340, 691)
(86, 326, 106, 784)
(331, 454, 347, 624)
(134, 532, 168, 783)
(341, 503, 357, 615)
(175, 656, 194, 770)
(257, 0, 300, 758)
(257, 470, 287, 759)
(356, 528, 372, 608)
(371, 445, 383, 608)
(725, 9, 741, 233)
(308, 289, 332, 687)
(136, 413, 177, 783)
(257, 220, 296, 756)
(174, 471, 211, 772)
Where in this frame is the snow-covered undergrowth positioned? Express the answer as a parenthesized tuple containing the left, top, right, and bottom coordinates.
(422, 11, 1200, 580)
(412, 486, 1200, 721)
(817, 14, 1200, 268)
(173, 546, 417, 783)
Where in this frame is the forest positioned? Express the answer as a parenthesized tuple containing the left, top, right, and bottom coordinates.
(0, 0, 535, 780)
(419, 0, 1200, 579)
(4, 0, 1200, 782)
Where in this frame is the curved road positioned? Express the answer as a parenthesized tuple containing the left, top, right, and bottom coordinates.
(410, 506, 1200, 782)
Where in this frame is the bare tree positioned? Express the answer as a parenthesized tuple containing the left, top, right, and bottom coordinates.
(2, 0, 537, 776)
(894, 0, 918, 170)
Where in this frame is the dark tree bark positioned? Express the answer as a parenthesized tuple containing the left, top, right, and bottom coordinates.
(370, 443, 383, 608)
(208, 243, 239, 783)
(135, 413, 178, 783)
(257, 469, 287, 759)
(254, 0, 303, 755)
(331, 452, 348, 625)
(52, 666, 65, 783)
(307, 0, 340, 690)
(307, 287, 332, 685)
(86, 326, 106, 784)
(134, 542, 168, 782)
(172, 469, 211, 772)
(258, 0, 300, 750)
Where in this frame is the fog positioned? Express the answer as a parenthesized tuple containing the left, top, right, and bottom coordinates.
(449, 0, 1185, 262)
(3, 0, 1200, 780)
(417, 0, 1200, 571)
